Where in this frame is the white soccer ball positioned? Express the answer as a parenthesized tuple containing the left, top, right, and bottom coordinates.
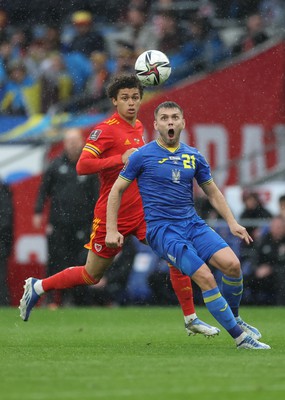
(135, 50, 171, 87)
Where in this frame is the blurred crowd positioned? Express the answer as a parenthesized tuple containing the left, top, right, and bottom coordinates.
(0, 0, 284, 117)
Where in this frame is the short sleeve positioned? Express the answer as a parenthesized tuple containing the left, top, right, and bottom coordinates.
(119, 150, 143, 182)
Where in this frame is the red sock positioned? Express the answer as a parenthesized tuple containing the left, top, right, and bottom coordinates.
(42, 266, 99, 292)
(169, 265, 195, 316)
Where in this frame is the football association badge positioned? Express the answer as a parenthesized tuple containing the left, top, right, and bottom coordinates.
(172, 169, 180, 183)
(94, 243, 102, 252)
(89, 129, 102, 141)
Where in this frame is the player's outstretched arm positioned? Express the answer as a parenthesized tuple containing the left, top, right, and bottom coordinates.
(202, 181, 253, 244)
(106, 176, 131, 248)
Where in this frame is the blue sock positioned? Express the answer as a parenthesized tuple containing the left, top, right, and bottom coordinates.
(221, 274, 243, 317)
(203, 287, 243, 338)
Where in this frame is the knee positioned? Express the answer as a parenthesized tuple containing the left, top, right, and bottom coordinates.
(193, 267, 217, 292)
(225, 257, 241, 278)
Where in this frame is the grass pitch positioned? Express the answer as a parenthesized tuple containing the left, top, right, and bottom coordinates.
(1, 306, 284, 400)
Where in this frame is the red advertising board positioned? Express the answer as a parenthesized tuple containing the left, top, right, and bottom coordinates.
(139, 40, 285, 187)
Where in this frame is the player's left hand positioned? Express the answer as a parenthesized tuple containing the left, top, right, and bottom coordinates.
(229, 221, 253, 244)
(105, 231, 124, 248)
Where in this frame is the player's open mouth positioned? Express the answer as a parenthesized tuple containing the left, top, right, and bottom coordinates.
(168, 129, 174, 138)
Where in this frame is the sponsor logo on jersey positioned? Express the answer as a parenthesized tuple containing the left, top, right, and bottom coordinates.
(172, 169, 180, 183)
(89, 129, 102, 141)
(124, 139, 131, 145)
(158, 158, 168, 164)
(94, 243, 102, 252)
(169, 156, 180, 164)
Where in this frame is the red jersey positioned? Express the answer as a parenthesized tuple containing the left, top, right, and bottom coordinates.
(77, 112, 145, 224)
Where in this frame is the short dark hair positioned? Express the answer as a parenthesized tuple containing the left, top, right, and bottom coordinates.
(279, 194, 285, 203)
(106, 74, 144, 99)
(154, 101, 183, 118)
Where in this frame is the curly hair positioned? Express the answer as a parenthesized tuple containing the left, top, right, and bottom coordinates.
(106, 74, 144, 99)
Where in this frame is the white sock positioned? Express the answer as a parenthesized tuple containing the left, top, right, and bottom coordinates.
(34, 279, 44, 295)
(184, 313, 197, 324)
(235, 332, 247, 345)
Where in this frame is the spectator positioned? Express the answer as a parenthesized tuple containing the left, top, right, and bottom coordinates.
(113, 41, 137, 75)
(106, 4, 156, 58)
(239, 190, 272, 303)
(152, 9, 186, 56)
(182, 14, 228, 75)
(24, 38, 50, 80)
(0, 38, 13, 87)
(0, 9, 9, 42)
(33, 128, 99, 307)
(69, 10, 105, 57)
(250, 215, 285, 305)
(151, 9, 188, 85)
(231, 12, 269, 56)
(212, 0, 261, 19)
(85, 51, 110, 100)
(278, 194, 285, 219)
(0, 59, 40, 115)
(55, 50, 110, 114)
(39, 51, 73, 112)
(9, 27, 30, 59)
(259, 0, 285, 34)
(239, 191, 272, 240)
(0, 178, 13, 306)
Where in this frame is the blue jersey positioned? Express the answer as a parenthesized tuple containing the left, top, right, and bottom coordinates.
(119, 140, 213, 224)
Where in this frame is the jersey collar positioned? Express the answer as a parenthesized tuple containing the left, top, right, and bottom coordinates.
(156, 139, 180, 153)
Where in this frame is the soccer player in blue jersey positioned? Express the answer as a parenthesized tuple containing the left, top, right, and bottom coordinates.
(105, 101, 270, 349)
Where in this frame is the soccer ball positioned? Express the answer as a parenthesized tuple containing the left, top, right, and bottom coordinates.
(135, 50, 171, 87)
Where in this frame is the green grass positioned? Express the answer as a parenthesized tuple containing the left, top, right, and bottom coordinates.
(1, 306, 284, 400)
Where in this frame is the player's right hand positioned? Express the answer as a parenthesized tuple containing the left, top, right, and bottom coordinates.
(105, 231, 124, 248)
(122, 148, 137, 164)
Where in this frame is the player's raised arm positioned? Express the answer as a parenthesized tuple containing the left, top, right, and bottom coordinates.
(105, 176, 131, 248)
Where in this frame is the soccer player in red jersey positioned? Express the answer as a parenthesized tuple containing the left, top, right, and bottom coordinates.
(19, 74, 219, 336)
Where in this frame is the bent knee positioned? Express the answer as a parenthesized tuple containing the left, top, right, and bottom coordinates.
(225, 258, 241, 278)
(192, 265, 217, 291)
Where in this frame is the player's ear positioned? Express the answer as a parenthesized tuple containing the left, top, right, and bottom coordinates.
(182, 118, 186, 129)
(154, 120, 157, 130)
(112, 98, 117, 106)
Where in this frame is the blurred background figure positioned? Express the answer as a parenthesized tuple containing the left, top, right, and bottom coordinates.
(32, 128, 99, 308)
(237, 190, 272, 303)
(39, 51, 73, 113)
(69, 10, 105, 57)
(278, 194, 285, 219)
(231, 12, 269, 56)
(0, 178, 13, 306)
(0, 8, 9, 42)
(113, 41, 137, 75)
(249, 215, 285, 305)
(107, 4, 156, 58)
(182, 14, 228, 75)
(239, 191, 272, 240)
(85, 51, 110, 102)
(0, 59, 40, 115)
